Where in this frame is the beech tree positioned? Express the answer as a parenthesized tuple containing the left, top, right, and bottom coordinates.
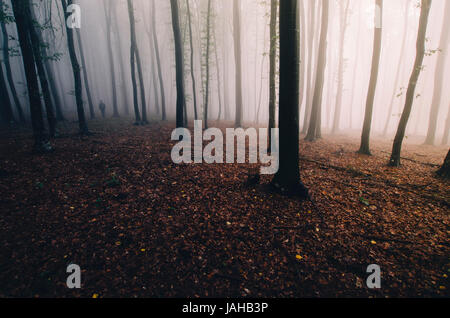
(424, 0, 449, 145)
(62, 0, 89, 135)
(151, 0, 166, 121)
(305, 0, 329, 142)
(103, 0, 119, 118)
(271, 0, 308, 198)
(389, 0, 432, 166)
(268, 0, 278, 148)
(170, 0, 185, 128)
(233, 0, 242, 128)
(358, 0, 383, 155)
(11, 0, 51, 151)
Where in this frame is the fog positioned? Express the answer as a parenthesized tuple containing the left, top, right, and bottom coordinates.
(2, 0, 449, 140)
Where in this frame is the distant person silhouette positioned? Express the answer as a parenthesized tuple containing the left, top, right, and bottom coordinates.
(99, 100, 106, 118)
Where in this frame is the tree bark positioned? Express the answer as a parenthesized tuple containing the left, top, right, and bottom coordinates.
(332, 0, 350, 133)
(11, 0, 51, 151)
(204, 0, 212, 129)
(62, 0, 89, 135)
(389, 0, 432, 166)
(437, 149, 450, 179)
(233, 0, 243, 128)
(127, 0, 141, 124)
(75, 28, 95, 120)
(268, 0, 278, 147)
(424, 0, 449, 145)
(170, 0, 185, 128)
(305, 0, 329, 142)
(271, 0, 308, 198)
(151, 0, 166, 121)
(383, 0, 411, 136)
(103, 0, 119, 118)
(358, 0, 383, 155)
(186, 0, 198, 120)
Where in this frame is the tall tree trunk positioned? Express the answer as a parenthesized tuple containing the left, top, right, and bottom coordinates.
(103, 0, 119, 118)
(62, 0, 89, 135)
(298, 0, 306, 115)
(383, 0, 411, 136)
(389, 0, 432, 166)
(0, 0, 24, 123)
(332, 0, 350, 133)
(186, 0, 198, 120)
(213, 24, 223, 121)
(305, 0, 329, 142)
(28, 14, 57, 137)
(358, 0, 383, 155)
(75, 29, 95, 120)
(135, 45, 147, 124)
(127, 0, 141, 124)
(301, 2, 316, 134)
(268, 0, 278, 147)
(424, 0, 449, 145)
(11, 0, 51, 151)
(112, 3, 130, 116)
(151, 0, 166, 121)
(437, 149, 450, 179)
(233, 0, 243, 128)
(272, 0, 307, 197)
(204, 0, 212, 129)
(44, 62, 65, 121)
(170, 0, 185, 128)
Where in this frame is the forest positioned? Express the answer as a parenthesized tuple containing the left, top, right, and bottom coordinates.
(0, 0, 449, 298)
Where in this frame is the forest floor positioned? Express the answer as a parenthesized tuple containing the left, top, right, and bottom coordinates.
(0, 118, 448, 298)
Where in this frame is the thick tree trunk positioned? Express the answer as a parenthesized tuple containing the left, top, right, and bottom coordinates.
(103, 0, 119, 118)
(170, 0, 185, 129)
(233, 0, 243, 128)
(305, 0, 329, 142)
(424, 0, 449, 145)
(437, 149, 450, 179)
(358, 0, 383, 155)
(151, 0, 166, 121)
(62, 0, 89, 135)
(389, 0, 432, 166)
(268, 0, 277, 147)
(271, 0, 307, 198)
(11, 0, 51, 151)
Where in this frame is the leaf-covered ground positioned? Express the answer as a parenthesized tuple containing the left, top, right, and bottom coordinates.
(0, 119, 448, 298)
